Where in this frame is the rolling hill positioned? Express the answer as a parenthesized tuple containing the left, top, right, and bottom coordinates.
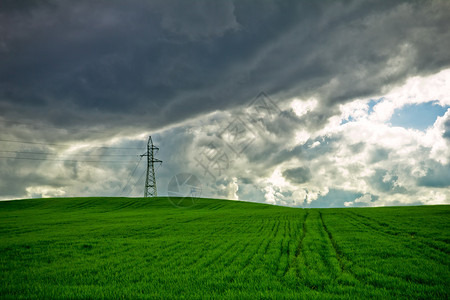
(1, 197, 449, 299)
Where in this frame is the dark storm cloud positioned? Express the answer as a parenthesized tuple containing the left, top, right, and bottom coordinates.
(369, 148, 389, 164)
(443, 118, 450, 140)
(1, 0, 450, 134)
(0, 159, 68, 197)
(368, 169, 408, 194)
(417, 164, 450, 188)
(282, 167, 311, 184)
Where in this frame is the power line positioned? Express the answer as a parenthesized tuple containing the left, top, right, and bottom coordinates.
(121, 156, 143, 195)
(0, 156, 136, 163)
(0, 138, 144, 149)
(0, 139, 68, 147)
(0, 119, 109, 134)
(0, 150, 140, 157)
(127, 168, 147, 197)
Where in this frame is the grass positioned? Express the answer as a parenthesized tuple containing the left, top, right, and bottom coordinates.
(0, 197, 449, 299)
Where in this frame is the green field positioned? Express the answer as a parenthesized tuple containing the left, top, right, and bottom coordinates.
(1, 197, 449, 299)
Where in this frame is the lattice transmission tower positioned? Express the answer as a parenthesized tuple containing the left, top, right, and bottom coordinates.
(140, 136, 162, 197)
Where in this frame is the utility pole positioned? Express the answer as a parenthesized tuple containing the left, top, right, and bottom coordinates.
(141, 136, 162, 197)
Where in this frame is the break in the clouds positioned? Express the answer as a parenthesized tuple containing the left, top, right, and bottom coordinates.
(0, 0, 449, 207)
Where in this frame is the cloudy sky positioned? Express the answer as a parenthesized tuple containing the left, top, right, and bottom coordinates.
(1, 0, 449, 207)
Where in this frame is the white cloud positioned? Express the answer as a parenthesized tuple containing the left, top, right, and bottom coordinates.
(345, 194, 374, 207)
(356, 194, 373, 204)
(294, 130, 310, 145)
(291, 98, 318, 117)
(331, 69, 450, 128)
(387, 68, 450, 106)
(425, 109, 450, 164)
(227, 177, 239, 200)
(26, 186, 66, 198)
(274, 68, 450, 206)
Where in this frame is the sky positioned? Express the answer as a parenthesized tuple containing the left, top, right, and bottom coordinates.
(1, 0, 449, 207)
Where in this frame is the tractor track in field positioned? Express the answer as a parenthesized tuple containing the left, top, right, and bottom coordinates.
(238, 237, 268, 271)
(276, 231, 291, 276)
(279, 219, 291, 275)
(271, 219, 281, 238)
(211, 239, 243, 266)
(344, 211, 450, 264)
(319, 211, 345, 273)
(222, 240, 252, 268)
(179, 216, 205, 223)
(280, 217, 297, 276)
(207, 203, 226, 210)
(66, 199, 101, 209)
(256, 219, 266, 234)
(348, 211, 450, 255)
(194, 239, 242, 270)
(273, 220, 287, 276)
(333, 219, 398, 290)
(316, 212, 397, 290)
(262, 235, 273, 256)
(282, 210, 363, 292)
(182, 241, 224, 268)
(325, 212, 447, 287)
(283, 211, 309, 277)
(295, 211, 309, 257)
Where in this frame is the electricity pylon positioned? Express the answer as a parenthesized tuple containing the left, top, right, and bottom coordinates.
(141, 136, 162, 197)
